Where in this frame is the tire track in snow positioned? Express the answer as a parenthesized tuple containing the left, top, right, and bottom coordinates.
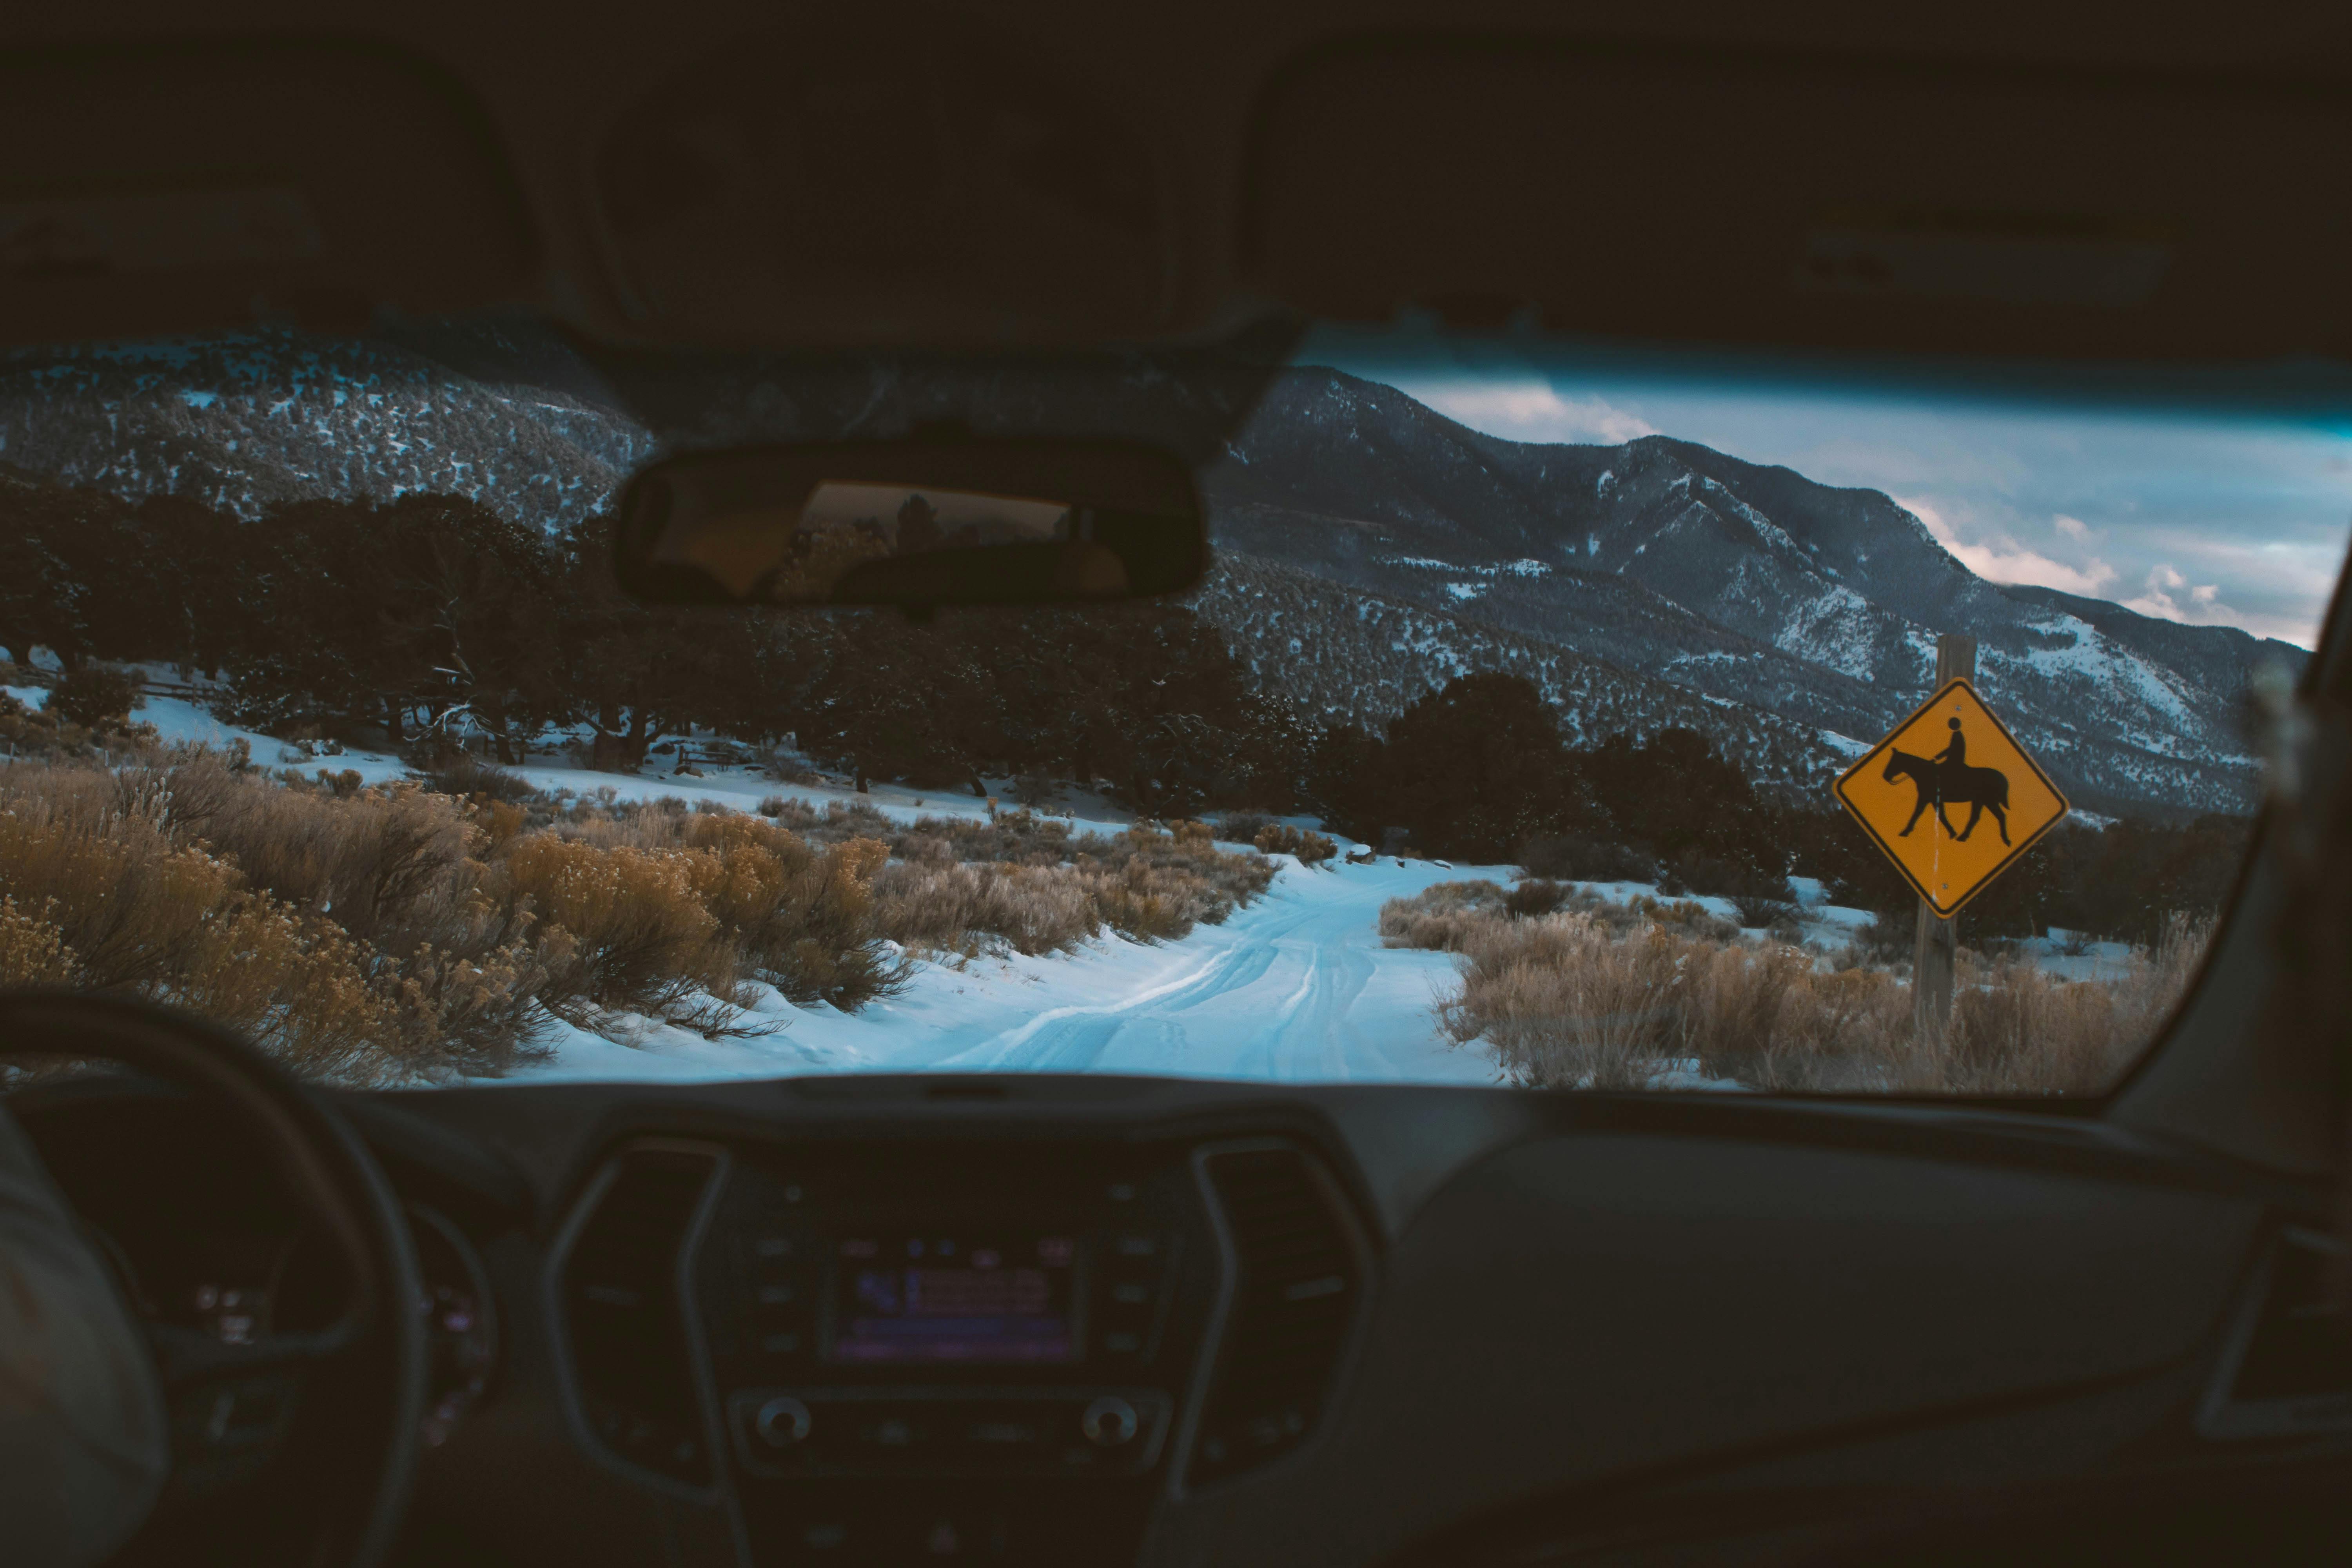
(940, 870, 1420, 1079)
(937, 903, 1319, 1071)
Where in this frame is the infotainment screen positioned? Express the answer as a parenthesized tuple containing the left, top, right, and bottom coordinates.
(827, 1234, 1080, 1364)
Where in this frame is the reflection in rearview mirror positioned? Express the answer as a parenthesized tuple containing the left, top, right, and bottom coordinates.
(614, 439, 1203, 608)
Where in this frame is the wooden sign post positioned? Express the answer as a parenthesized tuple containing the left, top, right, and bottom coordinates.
(1832, 636, 2068, 1045)
(1913, 636, 1974, 1039)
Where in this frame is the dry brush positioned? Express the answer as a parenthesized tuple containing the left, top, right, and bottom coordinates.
(1382, 881, 2209, 1094)
(0, 753, 1278, 1084)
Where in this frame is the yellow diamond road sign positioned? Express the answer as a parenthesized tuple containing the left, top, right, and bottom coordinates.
(1832, 677, 2069, 918)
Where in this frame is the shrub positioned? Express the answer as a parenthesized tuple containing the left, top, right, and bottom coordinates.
(875, 861, 1101, 956)
(1253, 824, 1336, 866)
(1517, 832, 1654, 884)
(1669, 850, 1792, 906)
(380, 930, 572, 1074)
(47, 665, 145, 729)
(1852, 911, 1913, 964)
(163, 893, 410, 1080)
(499, 834, 732, 1025)
(1729, 894, 1798, 929)
(1414, 894, 2214, 1094)
(1218, 810, 1279, 844)
(677, 814, 907, 1009)
(1378, 880, 1512, 951)
(1438, 915, 1680, 1089)
(762, 754, 826, 787)
(891, 809, 1078, 867)
(866, 815, 1278, 956)
(1627, 895, 1742, 944)
(0, 896, 76, 986)
(1091, 822, 1276, 933)
(1008, 773, 1059, 808)
(0, 744, 1288, 1079)
(1504, 878, 1568, 919)
(0, 761, 419, 1081)
(815, 799, 895, 841)
(186, 768, 477, 953)
(418, 754, 539, 804)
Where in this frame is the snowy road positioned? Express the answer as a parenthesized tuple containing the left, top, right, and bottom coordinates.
(86, 675, 1501, 1087)
(514, 856, 1508, 1088)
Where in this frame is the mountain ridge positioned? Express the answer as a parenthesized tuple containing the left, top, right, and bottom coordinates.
(0, 331, 2291, 817)
(1195, 366, 2288, 815)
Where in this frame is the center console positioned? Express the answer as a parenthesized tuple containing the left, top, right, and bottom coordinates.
(555, 1132, 1366, 1565)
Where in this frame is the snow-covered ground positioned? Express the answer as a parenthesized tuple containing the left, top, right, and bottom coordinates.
(508, 854, 1513, 1089)
(7, 670, 2151, 1090)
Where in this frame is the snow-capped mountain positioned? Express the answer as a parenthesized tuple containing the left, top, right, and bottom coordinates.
(0, 325, 2294, 817)
(1198, 370, 2296, 816)
(1195, 554, 1847, 791)
(0, 321, 650, 534)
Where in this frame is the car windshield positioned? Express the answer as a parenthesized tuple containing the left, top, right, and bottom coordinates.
(3, 319, 2347, 1094)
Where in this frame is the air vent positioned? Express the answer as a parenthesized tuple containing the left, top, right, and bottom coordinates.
(2200, 1226, 2352, 1440)
(1190, 1145, 1363, 1484)
(559, 1147, 721, 1487)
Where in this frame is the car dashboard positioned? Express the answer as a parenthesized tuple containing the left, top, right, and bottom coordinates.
(12, 1072, 2350, 1567)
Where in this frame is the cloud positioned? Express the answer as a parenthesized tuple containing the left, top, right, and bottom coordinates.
(1408, 379, 1660, 445)
(2124, 563, 2238, 624)
(2053, 514, 2095, 541)
(1899, 494, 2119, 596)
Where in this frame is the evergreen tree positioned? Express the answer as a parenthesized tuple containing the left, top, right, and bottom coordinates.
(1378, 673, 1570, 862)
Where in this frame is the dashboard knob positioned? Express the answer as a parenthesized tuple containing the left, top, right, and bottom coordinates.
(1080, 1396, 1139, 1448)
(753, 1396, 812, 1448)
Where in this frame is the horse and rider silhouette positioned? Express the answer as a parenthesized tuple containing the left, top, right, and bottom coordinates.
(1882, 717, 2012, 845)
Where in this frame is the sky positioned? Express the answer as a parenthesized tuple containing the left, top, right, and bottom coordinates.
(1311, 334, 2352, 649)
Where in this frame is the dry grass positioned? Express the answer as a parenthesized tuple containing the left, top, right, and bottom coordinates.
(0, 753, 739, 1078)
(502, 835, 735, 1023)
(679, 815, 902, 1010)
(1377, 879, 1512, 953)
(0, 765, 416, 1080)
(1380, 880, 1738, 953)
(888, 807, 1085, 866)
(874, 860, 1103, 955)
(1384, 890, 2212, 1094)
(0, 896, 78, 986)
(871, 817, 1278, 955)
(0, 752, 1283, 1082)
(1254, 823, 1337, 866)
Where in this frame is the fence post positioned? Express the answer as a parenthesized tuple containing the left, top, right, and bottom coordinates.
(1914, 635, 1976, 1042)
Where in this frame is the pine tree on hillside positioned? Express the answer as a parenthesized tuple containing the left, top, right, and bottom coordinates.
(1378, 672, 1572, 863)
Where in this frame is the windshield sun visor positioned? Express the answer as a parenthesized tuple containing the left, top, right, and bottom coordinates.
(1246, 43, 2352, 362)
(0, 41, 535, 347)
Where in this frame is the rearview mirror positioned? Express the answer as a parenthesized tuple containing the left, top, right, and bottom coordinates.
(611, 437, 1206, 607)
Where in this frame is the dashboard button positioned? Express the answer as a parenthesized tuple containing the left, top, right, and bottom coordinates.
(753, 1396, 811, 1448)
(1080, 1396, 1139, 1448)
(859, 1414, 922, 1449)
(967, 1418, 1040, 1448)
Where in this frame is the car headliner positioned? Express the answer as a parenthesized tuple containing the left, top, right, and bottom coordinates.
(4, 2, 2352, 358)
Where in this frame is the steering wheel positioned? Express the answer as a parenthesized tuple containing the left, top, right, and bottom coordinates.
(0, 993, 425, 1568)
